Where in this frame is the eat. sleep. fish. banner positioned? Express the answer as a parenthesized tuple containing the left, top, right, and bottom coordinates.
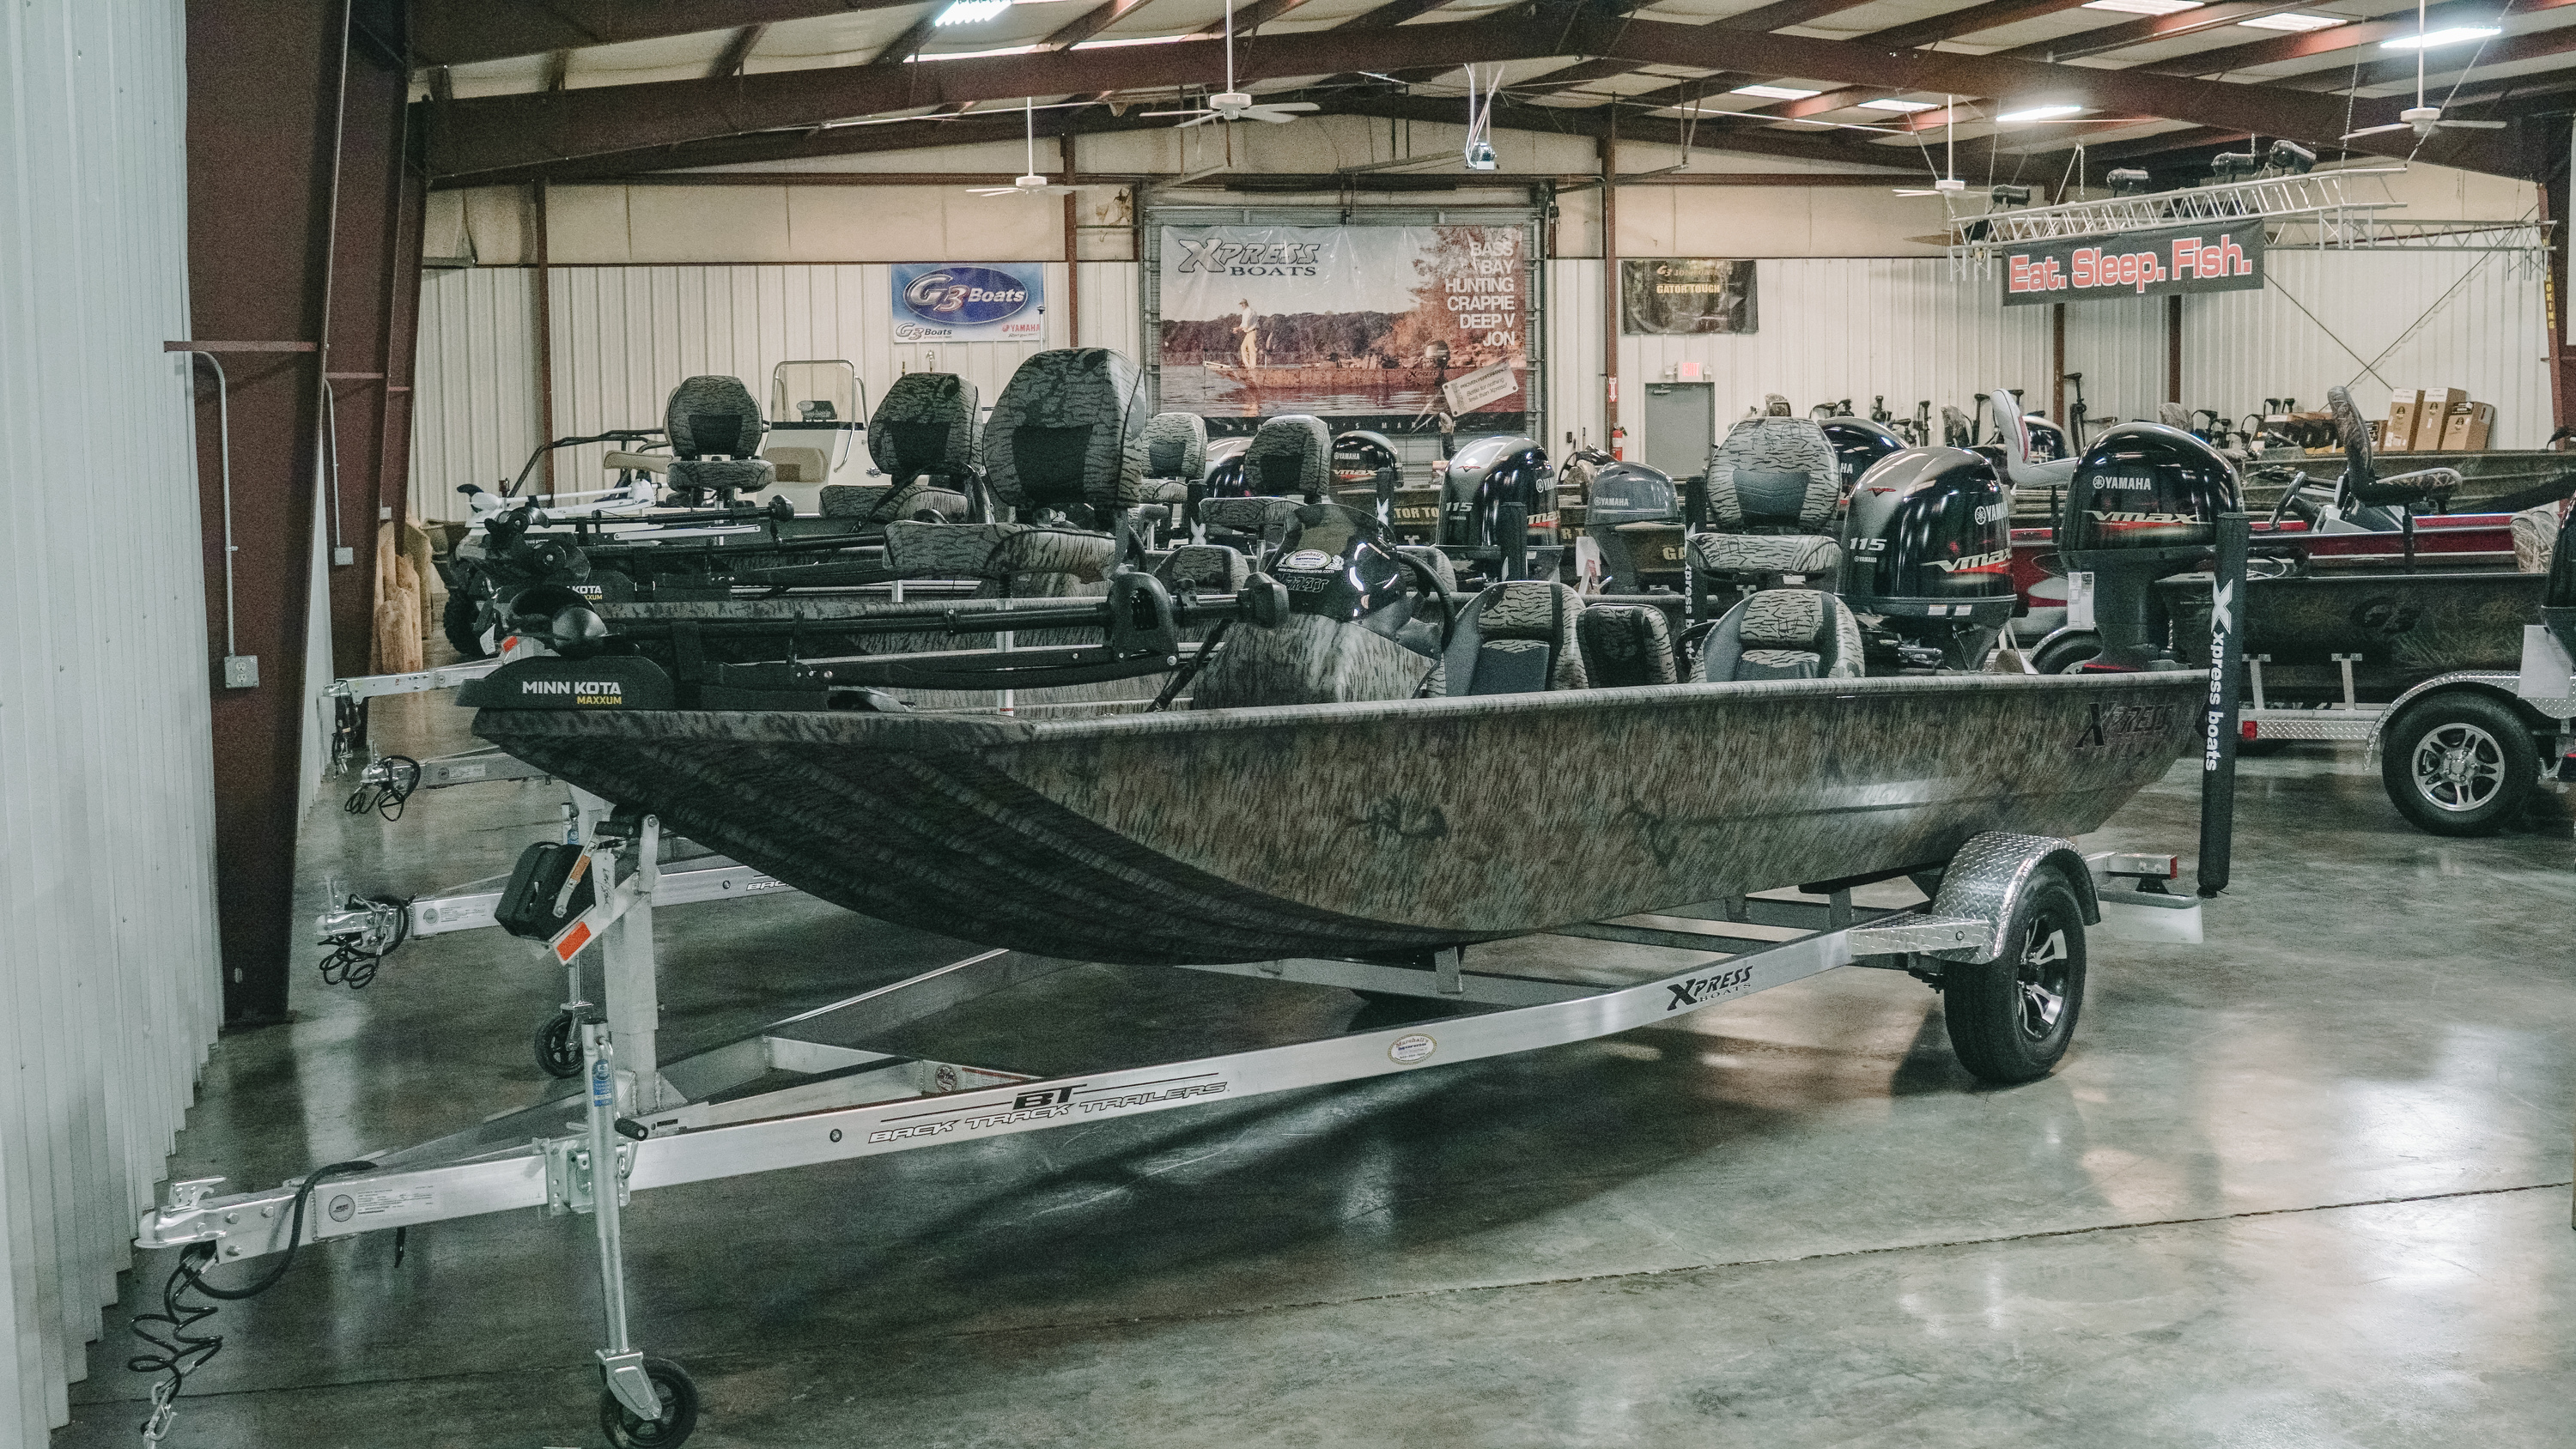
(2002, 220, 2265, 306)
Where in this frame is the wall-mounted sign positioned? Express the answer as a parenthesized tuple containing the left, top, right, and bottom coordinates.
(2002, 221, 2265, 307)
(890, 263, 1047, 342)
(1619, 258, 1757, 335)
(1154, 224, 1528, 428)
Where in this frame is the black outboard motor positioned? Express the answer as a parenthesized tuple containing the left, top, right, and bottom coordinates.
(2023, 413, 2070, 462)
(1439, 435, 1554, 579)
(1819, 417, 1906, 493)
(1582, 462, 1682, 592)
(1840, 447, 2015, 670)
(2060, 422, 2241, 672)
(1333, 429, 1403, 522)
(1200, 435, 1252, 498)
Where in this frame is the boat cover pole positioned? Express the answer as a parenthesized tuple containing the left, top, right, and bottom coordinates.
(2196, 512, 2249, 899)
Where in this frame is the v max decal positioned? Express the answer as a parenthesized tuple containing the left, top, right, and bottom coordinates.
(2002, 221, 2264, 307)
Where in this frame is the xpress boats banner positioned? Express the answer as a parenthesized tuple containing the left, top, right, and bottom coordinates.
(1155, 224, 1528, 428)
(2002, 221, 2264, 307)
(890, 263, 1047, 341)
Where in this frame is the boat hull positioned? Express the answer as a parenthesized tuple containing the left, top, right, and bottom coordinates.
(476, 672, 2202, 966)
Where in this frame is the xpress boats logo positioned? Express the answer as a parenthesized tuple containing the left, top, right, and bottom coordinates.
(2074, 700, 2178, 749)
(1171, 237, 1324, 277)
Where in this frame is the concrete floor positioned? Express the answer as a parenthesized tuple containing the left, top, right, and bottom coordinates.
(53, 688, 2576, 1448)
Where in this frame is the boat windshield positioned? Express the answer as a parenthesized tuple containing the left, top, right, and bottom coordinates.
(1282, 504, 1384, 562)
(771, 361, 864, 426)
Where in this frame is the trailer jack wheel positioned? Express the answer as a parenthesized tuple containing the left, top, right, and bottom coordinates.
(536, 1011, 593, 1079)
(600, 1356, 698, 1448)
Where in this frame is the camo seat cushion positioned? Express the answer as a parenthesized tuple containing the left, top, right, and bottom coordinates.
(1707, 416, 1841, 531)
(1692, 589, 1863, 682)
(1242, 415, 1332, 499)
(1198, 495, 1303, 547)
(1577, 604, 1676, 688)
(1443, 580, 1588, 696)
(665, 376, 766, 459)
(819, 481, 969, 524)
(1143, 411, 1209, 481)
(883, 520, 1115, 593)
(666, 457, 775, 499)
(1139, 479, 1192, 505)
(1154, 543, 1249, 594)
(986, 348, 1150, 515)
(869, 373, 981, 483)
(1688, 530, 1841, 579)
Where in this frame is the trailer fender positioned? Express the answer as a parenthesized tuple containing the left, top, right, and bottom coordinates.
(1920, 832, 2098, 966)
(2363, 671, 2542, 763)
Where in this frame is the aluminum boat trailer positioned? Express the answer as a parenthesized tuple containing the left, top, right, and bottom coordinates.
(150, 823, 2201, 1446)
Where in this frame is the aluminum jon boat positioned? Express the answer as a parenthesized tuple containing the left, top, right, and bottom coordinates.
(473, 669, 2202, 965)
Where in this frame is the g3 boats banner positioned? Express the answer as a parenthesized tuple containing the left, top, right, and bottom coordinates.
(890, 263, 1047, 342)
(1155, 224, 1528, 429)
(2002, 221, 2265, 306)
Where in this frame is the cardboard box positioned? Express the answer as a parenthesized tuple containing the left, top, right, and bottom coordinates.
(2415, 387, 2466, 452)
(2440, 400, 2494, 452)
(2385, 389, 2422, 452)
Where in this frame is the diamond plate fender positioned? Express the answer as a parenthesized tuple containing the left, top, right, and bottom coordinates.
(1920, 831, 2097, 965)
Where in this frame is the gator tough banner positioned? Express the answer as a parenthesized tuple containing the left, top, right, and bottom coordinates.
(1156, 225, 1528, 427)
(890, 263, 1047, 342)
(1619, 258, 1758, 335)
(2002, 221, 2265, 307)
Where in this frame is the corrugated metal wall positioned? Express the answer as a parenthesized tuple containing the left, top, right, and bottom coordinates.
(414, 263, 1111, 521)
(0, 0, 224, 1437)
(2183, 246, 2550, 447)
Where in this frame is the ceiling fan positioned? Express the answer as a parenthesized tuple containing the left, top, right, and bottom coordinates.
(1140, 1, 1318, 127)
(2342, 0, 2506, 139)
(969, 98, 1080, 197)
(1896, 94, 1968, 197)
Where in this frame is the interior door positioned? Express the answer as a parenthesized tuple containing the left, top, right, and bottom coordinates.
(1642, 382, 1714, 483)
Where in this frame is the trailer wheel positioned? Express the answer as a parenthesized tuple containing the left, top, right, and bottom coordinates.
(2030, 631, 2099, 676)
(2381, 692, 2537, 837)
(1942, 877, 2087, 1085)
(534, 1011, 590, 1079)
(440, 591, 489, 660)
(600, 1357, 698, 1448)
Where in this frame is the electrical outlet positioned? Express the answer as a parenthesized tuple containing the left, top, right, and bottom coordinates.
(222, 655, 259, 688)
(332, 546, 355, 567)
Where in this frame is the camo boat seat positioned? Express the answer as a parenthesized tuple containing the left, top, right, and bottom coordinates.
(2325, 385, 2459, 514)
(1696, 416, 1844, 586)
(1139, 412, 1208, 506)
(823, 373, 981, 523)
(1240, 415, 1332, 500)
(1443, 581, 1589, 695)
(1577, 604, 1677, 688)
(1198, 495, 1304, 555)
(663, 376, 775, 503)
(1692, 588, 1864, 682)
(883, 520, 1116, 599)
(1154, 543, 1249, 595)
(986, 348, 1150, 524)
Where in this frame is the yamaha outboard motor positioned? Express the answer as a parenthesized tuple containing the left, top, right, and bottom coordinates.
(1582, 462, 1683, 592)
(1840, 447, 2014, 670)
(1819, 417, 1906, 493)
(1439, 434, 1556, 579)
(1333, 429, 1403, 523)
(2060, 422, 2241, 672)
(1200, 434, 1253, 498)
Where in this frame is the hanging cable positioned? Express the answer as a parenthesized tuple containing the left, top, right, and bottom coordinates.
(316, 893, 412, 990)
(343, 755, 422, 820)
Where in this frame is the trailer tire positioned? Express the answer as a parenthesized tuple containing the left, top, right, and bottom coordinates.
(600, 1357, 698, 1448)
(2031, 631, 2099, 676)
(441, 591, 489, 660)
(2381, 692, 2537, 837)
(1942, 876, 2087, 1085)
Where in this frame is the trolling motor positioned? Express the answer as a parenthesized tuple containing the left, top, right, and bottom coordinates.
(2060, 423, 2243, 672)
(1839, 446, 2017, 670)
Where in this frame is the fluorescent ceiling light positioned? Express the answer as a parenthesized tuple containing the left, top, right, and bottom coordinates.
(1860, 98, 1937, 112)
(2236, 11, 2345, 29)
(1072, 33, 1190, 46)
(934, 0, 1010, 25)
(908, 42, 1040, 58)
(1731, 83, 1821, 100)
(2081, 0, 2203, 14)
(2382, 25, 2501, 46)
(1997, 103, 2083, 122)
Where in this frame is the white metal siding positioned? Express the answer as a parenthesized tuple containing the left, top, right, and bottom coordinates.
(0, 0, 223, 1437)
(409, 266, 544, 519)
(2184, 247, 2551, 448)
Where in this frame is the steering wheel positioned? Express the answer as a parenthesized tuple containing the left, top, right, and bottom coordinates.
(2269, 472, 2321, 529)
(1393, 549, 1458, 657)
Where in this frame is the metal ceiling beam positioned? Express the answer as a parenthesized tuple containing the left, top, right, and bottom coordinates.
(2290, 21, 2576, 94)
(2148, 0, 2576, 79)
(414, 0, 929, 68)
(710, 25, 769, 80)
(1999, 2, 2293, 64)
(1042, 0, 1162, 51)
(1325, 90, 1917, 170)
